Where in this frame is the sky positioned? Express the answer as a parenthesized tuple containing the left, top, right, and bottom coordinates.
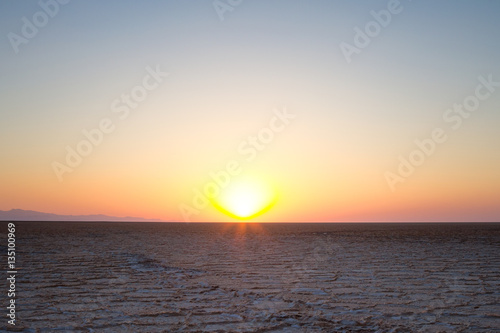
(1, 0, 499, 222)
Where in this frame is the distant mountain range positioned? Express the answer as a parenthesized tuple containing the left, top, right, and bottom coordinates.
(0, 209, 165, 222)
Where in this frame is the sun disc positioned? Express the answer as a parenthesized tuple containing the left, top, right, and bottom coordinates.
(213, 178, 276, 220)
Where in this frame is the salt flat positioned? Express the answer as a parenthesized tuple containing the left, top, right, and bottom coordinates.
(2, 222, 499, 332)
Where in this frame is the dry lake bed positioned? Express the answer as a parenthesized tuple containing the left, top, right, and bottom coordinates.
(1, 222, 499, 332)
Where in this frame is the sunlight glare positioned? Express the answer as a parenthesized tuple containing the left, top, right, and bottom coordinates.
(214, 178, 276, 220)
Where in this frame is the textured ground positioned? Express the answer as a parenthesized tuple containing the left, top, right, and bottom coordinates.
(1, 222, 499, 332)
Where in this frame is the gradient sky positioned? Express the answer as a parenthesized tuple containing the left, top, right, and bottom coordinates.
(1, 0, 499, 222)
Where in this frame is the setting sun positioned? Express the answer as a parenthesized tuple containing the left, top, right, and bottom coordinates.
(213, 178, 277, 220)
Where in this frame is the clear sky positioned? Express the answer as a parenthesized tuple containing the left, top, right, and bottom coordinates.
(1, 0, 499, 222)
